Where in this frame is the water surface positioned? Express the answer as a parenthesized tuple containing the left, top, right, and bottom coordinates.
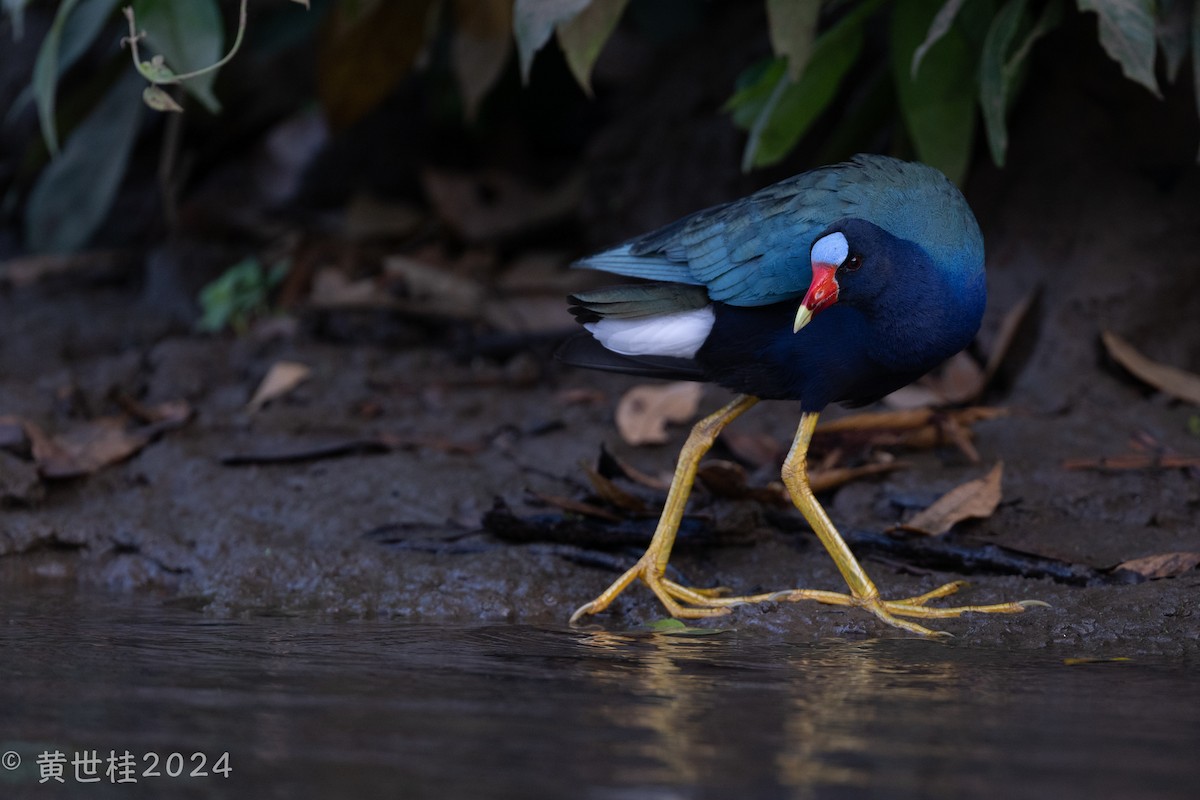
(2, 590, 1197, 799)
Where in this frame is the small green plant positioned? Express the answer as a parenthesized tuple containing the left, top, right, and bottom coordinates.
(197, 257, 289, 334)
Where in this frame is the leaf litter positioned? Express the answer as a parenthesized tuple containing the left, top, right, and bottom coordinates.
(897, 461, 1004, 537)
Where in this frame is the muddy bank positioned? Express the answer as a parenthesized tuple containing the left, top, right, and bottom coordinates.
(2, 47, 1199, 656)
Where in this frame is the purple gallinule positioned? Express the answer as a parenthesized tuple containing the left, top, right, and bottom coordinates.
(562, 154, 1043, 635)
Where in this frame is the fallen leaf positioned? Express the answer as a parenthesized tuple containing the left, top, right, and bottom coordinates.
(808, 460, 908, 494)
(344, 194, 424, 241)
(819, 408, 942, 433)
(1062, 454, 1200, 471)
(1102, 331, 1200, 405)
(421, 169, 582, 242)
(383, 255, 486, 316)
(0, 250, 132, 288)
(247, 361, 312, 413)
(817, 406, 1005, 462)
(898, 461, 1004, 536)
(696, 459, 789, 506)
(555, 387, 608, 406)
(582, 463, 650, 514)
(114, 395, 194, 427)
(527, 491, 623, 522)
(1115, 551, 1200, 579)
(720, 429, 785, 469)
(26, 417, 151, 479)
(596, 444, 669, 491)
(615, 382, 704, 446)
(309, 268, 384, 307)
(982, 290, 1038, 386)
(920, 351, 987, 405)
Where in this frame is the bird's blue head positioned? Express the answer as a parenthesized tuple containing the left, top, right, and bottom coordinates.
(792, 216, 986, 365)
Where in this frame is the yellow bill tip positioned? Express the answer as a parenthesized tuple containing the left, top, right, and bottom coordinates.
(793, 305, 813, 333)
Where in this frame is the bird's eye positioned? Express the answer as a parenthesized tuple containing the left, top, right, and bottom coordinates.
(843, 253, 863, 272)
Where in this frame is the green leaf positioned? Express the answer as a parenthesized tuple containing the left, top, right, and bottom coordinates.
(32, 0, 82, 155)
(25, 69, 144, 253)
(641, 618, 730, 636)
(11, 0, 121, 133)
(137, 56, 178, 83)
(733, 0, 884, 171)
(197, 258, 286, 333)
(131, 0, 224, 112)
(557, 0, 628, 95)
(910, 0, 967, 76)
(142, 84, 183, 112)
(725, 56, 788, 130)
(60, 0, 122, 69)
(766, 0, 820, 81)
(512, 0, 591, 83)
(1076, 0, 1160, 97)
(980, 0, 1025, 166)
(451, 0, 513, 120)
(893, 0, 979, 184)
(980, 0, 1061, 167)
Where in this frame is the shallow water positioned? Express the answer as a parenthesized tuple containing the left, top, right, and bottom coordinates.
(2, 590, 1197, 799)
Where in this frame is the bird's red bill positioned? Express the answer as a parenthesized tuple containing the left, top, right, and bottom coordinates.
(802, 264, 840, 315)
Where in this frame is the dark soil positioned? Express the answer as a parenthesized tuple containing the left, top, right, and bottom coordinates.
(2, 16, 1199, 656)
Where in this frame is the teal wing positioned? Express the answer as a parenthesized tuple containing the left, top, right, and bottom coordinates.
(573, 154, 982, 307)
(574, 162, 853, 307)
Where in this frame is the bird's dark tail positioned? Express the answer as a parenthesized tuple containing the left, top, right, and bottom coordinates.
(555, 333, 707, 382)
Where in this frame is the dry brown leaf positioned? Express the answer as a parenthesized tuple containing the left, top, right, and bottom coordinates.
(383, 256, 486, 316)
(817, 407, 1005, 462)
(808, 460, 907, 494)
(421, 169, 582, 242)
(720, 430, 785, 469)
(1102, 331, 1200, 405)
(0, 251, 131, 288)
(25, 417, 150, 479)
(898, 462, 1004, 537)
(310, 269, 383, 307)
(818, 408, 939, 433)
(1115, 552, 1200, 579)
(344, 194, 424, 241)
(596, 445, 669, 491)
(581, 463, 650, 514)
(696, 460, 789, 506)
(247, 361, 312, 413)
(1063, 453, 1200, 471)
(528, 491, 623, 522)
(555, 387, 607, 406)
(615, 382, 704, 446)
(983, 291, 1037, 385)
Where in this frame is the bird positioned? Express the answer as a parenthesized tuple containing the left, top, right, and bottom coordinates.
(560, 154, 1044, 636)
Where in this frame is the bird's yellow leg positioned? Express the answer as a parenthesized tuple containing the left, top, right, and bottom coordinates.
(767, 411, 1043, 636)
(569, 394, 759, 623)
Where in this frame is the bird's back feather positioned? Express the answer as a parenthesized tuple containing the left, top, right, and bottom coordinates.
(574, 154, 983, 307)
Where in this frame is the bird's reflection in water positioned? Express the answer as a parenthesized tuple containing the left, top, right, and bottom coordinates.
(573, 630, 981, 795)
